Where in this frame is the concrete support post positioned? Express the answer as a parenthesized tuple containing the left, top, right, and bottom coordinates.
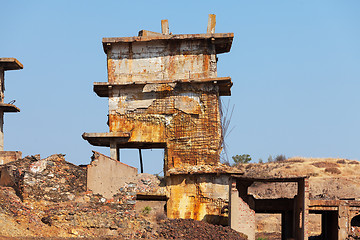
(161, 19, 169, 35)
(110, 141, 118, 161)
(295, 178, 309, 240)
(207, 14, 216, 34)
(338, 205, 349, 240)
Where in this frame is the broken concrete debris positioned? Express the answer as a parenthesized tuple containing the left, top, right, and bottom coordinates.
(0, 154, 148, 238)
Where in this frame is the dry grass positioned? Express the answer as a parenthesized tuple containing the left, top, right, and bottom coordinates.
(337, 159, 347, 164)
(325, 167, 341, 174)
(349, 161, 359, 165)
(285, 158, 304, 163)
(288, 156, 355, 162)
(312, 162, 339, 168)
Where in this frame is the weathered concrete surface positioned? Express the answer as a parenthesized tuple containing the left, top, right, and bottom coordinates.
(0, 151, 21, 165)
(167, 173, 230, 225)
(229, 178, 256, 240)
(229, 176, 309, 240)
(83, 20, 233, 171)
(87, 151, 137, 199)
(106, 39, 219, 83)
(82, 19, 234, 226)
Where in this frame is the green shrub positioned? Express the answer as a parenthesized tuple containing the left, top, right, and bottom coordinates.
(142, 206, 152, 215)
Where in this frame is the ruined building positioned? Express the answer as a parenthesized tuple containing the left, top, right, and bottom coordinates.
(83, 15, 239, 223)
(0, 58, 22, 165)
(82, 15, 233, 170)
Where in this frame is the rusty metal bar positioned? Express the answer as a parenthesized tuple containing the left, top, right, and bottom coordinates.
(138, 149, 143, 173)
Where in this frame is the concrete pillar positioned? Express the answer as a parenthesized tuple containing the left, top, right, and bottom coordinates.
(207, 14, 216, 34)
(229, 179, 255, 240)
(161, 19, 169, 35)
(294, 178, 309, 240)
(110, 141, 118, 161)
(338, 205, 349, 240)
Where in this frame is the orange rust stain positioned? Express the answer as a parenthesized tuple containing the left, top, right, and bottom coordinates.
(167, 56, 176, 79)
(107, 59, 115, 83)
(167, 175, 228, 223)
(109, 114, 165, 143)
(203, 55, 210, 78)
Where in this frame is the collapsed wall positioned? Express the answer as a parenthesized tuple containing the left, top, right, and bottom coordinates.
(0, 154, 146, 238)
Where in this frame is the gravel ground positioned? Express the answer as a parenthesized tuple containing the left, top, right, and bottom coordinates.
(155, 218, 247, 240)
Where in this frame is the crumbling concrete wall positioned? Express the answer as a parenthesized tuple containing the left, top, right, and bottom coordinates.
(229, 179, 256, 240)
(0, 151, 22, 165)
(229, 177, 309, 240)
(107, 40, 217, 83)
(87, 151, 137, 199)
(108, 86, 222, 171)
(106, 38, 224, 171)
(0, 154, 141, 237)
(166, 173, 229, 225)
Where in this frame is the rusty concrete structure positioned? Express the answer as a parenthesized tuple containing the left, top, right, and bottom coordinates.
(82, 15, 233, 172)
(166, 167, 241, 224)
(309, 199, 360, 239)
(229, 176, 309, 240)
(82, 15, 236, 224)
(0, 58, 22, 165)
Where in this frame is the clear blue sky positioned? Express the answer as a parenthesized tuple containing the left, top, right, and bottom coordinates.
(1, 1, 360, 174)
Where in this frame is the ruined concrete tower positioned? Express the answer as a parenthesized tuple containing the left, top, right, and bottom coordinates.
(83, 15, 233, 173)
(0, 58, 22, 164)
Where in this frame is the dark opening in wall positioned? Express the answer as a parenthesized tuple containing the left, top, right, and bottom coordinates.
(351, 214, 360, 227)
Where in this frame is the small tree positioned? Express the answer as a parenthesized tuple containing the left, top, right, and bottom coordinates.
(232, 154, 251, 164)
(267, 155, 273, 163)
(275, 154, 287, 162)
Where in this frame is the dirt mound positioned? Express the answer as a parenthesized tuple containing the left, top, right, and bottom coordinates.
(155, 218, 247, 240)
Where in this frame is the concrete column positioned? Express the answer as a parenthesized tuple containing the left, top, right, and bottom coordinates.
(338, 205, 349, 240)
(295, 178, 309, 240)
(110, 141, 118, 161)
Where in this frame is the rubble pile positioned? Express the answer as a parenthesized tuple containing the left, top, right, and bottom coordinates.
(155, 218, 247, 239)
(0, 154, 152, 239)
(22, 154, 86, 202)
(136, 173, 166, 195)
(349, 227, 360, 240)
